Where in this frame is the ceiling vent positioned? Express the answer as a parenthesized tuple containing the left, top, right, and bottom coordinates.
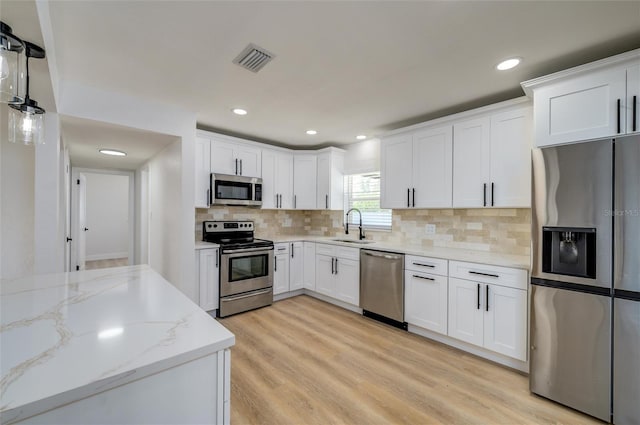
(232, 43, 275, 73)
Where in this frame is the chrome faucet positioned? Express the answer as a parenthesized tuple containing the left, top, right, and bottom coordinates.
(345, 208, 365, 240)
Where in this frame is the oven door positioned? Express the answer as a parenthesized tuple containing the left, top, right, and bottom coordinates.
(220, 248, 273, 297)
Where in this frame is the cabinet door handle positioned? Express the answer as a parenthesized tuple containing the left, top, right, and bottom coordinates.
(469, 270, 499, 278)
(633, 95, 637, 132)
(483, 183, 487, 207)
(412, 262, 435, 268)
(331, 257, 335, 274)
(294, 195, 297, 209)
(235, 158, 238, 175)
(413, 274, 435, 281)
(617, 98, 621, 134)
(412, 188, 415, 207)
(491, 182, 494, 207)
(240, 159, 243, 175)
(335, 258, 338, 274)
(407, 188, 410, 208)
(291, 243, 294, 258)
(274, 258, 277, 272)
(486, 285, 489, 312)
(215, 249, 219, 267)
(477, 283, 481, 310)
(325, 194, 328, 209)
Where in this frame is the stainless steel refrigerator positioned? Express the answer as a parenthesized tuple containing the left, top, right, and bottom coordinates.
(530, 135, 639, 424)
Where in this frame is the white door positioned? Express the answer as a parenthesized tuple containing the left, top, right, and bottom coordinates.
(261, 149, 277, 209)
(210, 140, 237, 175)
(315, 254, 335, 297)
(77, 173, 88, 271)
(489, 107, 532, 208)
(236, 145, 261, 177)
(303, 242, 316, 290)
(405, 271, 448, 335)
(334, 257, 359, 306)
(294, 154, 317, 209)
(412, 125, 453, 208)
(273, 254, 290, 295)
(534, 65, 627, 147)
(627, 64, 639, 134)
(199, 248, 219, 311)
(447, 277, 483, 346)
(195, 137, 211, 208)
(289, 242, 304, 291)
(483, 284, 527, 360)
(452, 117, 491, 208)
(380, 133, 413, 209)
(276, 153, 294, 209)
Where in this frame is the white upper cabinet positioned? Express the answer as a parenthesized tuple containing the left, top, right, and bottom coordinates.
(627, 63, 639, 135)
(195, 137, 211, 208)
(316, 149, 344, 210)
(262, 149, 293, 209)
(521, 50, 640, 146)
(211, 138, 261, 178)
(381, 126, 453, 209)
(452, 117, 491, 208)
(294, 154, 317, 209)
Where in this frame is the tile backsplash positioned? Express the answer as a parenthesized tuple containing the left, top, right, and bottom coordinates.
(196, 207, 531, 256)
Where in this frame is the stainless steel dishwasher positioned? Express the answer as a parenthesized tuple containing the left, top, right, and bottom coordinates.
(360, 249, 406, 329)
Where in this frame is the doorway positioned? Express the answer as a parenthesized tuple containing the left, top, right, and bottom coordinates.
(71, 168, 134, 271)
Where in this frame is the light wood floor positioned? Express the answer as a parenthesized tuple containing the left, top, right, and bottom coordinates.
(85, 257, 128, 270)
(219, 295, 601, 425)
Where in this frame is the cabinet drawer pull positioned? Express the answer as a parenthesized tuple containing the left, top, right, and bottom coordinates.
(477, 283, 481, 310)
(413, 262, 435, 268)
(274, 259, 277, 271)
(486, 285, 489, 312)
(413, 274, 435, 281)
(215, 249, 218, 267)
(469, 270, 499, 278)
(469, 270, 500, 279)
(617, 98, 621, 134)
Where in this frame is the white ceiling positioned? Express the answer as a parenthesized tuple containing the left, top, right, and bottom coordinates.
(6, 1, 640, 152)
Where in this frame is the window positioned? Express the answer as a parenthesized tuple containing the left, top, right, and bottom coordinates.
(343, 172, 392, 230)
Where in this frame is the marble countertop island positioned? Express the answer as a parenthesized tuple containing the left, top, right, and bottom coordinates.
(0, 265, 235, 423)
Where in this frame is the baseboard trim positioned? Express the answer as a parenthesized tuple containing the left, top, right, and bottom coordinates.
(86, 252, 129, 261)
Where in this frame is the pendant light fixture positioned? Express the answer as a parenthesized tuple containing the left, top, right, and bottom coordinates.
(8, 41, 46, 145)
(0, 21, 25, 104)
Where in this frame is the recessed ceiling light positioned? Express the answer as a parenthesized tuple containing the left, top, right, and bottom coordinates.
(99, 149, 127, 157)
(496, 57, 521, 71)
(306, 130, 317, 135)
(232, 108, 248, 115)
(356, 135, 367, 140)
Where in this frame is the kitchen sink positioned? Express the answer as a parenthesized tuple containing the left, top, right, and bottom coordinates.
(332, 239, 374, 244)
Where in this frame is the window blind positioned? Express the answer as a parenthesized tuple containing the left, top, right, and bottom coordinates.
(343, 173, 392, 230)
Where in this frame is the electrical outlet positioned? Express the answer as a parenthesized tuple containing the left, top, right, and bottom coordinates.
(425, 224, 436, 235)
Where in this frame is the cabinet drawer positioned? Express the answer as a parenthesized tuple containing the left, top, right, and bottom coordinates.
(336, 246, 360, 261)
(449, 261, 527, 290)
(315, 243, 335, 257)
(405, 255, 448, 276)
(275, 243, 290, 255)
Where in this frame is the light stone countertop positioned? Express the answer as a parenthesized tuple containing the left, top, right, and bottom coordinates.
(267, 235, 531, 270)
(0, 265, 235, 423)
(195, 241, 220, 250)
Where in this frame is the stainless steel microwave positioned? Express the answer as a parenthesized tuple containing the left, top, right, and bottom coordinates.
(210, 173, 262, 207)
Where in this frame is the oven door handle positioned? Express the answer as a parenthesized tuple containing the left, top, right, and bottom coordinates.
(222, 288, 272, 302)
(223, 247, 274, 254)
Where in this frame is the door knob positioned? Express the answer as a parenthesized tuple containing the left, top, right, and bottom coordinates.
(84, 227, 89, 231)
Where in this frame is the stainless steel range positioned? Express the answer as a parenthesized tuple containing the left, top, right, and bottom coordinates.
(202, 221, 274, 317)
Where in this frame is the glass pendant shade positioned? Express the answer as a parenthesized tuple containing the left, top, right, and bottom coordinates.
(8, 101, 44, 145)
(0, 22, 25, 104)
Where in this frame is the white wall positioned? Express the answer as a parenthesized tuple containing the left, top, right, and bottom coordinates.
(0, 104, 36, 279)
(84, 173, 130, 260)
(344, 138, 380, 174)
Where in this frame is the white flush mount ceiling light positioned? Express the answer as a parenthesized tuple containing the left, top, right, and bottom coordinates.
(306, 130, 317, 135)
(496, 57, 522, 71)
(356, 135, 367, 140)
(232, 108, 247, 115)
(99, 149, 127, 157)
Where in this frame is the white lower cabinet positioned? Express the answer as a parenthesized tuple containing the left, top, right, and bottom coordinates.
(290, 242, 304, 291)
(314, 244, 359, 306)
(274, 244, 290, 295)
(197, 248, 219, 312)
(447, 260, 528, 361)
(405, 271, 448, 335)
(303, 242, 316, 290)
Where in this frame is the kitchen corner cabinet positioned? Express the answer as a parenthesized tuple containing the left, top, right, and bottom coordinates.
(293, 154, 318, 209)
(521, 51, 640, 147)
(381, 125, 453, 209)
(303, 242, 316, 290)
(195, 137, 211, 208)
(316, 149, 345, 210)
(452, 106, 532, 208)
(197, 248, 219, 312)
(447, 261, 527, 361)
(262, 149, 293, 209)
(274, 243, 290, 295)
(290, 242, 304, 291)
(314, 244, 359, 305)
(211, 138, 261, 178)
(404, 255, 449, 335)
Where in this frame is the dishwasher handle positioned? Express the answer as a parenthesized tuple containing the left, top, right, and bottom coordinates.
(363, 250, 402, 261)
